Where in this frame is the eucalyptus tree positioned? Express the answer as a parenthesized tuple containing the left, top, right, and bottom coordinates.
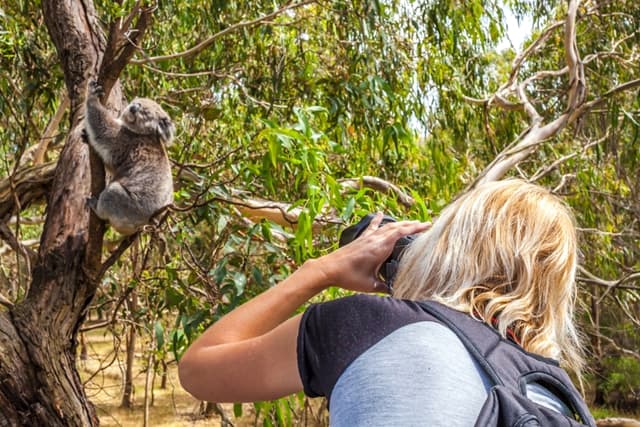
(0, 0, 639, 424)
(417, 0, 640, 408)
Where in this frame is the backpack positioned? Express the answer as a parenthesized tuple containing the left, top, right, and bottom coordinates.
(417, 300, 596, 427)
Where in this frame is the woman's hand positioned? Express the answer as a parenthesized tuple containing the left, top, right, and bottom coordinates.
(311, 213, 431, 294)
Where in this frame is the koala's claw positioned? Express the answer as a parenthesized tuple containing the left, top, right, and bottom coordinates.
(88, 80, 104, 98)
(86, 196, 98, 211)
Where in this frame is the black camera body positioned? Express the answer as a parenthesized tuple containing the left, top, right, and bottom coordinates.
(339, 214, 417, 290)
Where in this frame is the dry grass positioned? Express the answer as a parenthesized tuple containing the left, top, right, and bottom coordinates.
(78, 328, 257, 426)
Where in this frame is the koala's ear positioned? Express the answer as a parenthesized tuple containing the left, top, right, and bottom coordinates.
(157, 117, 175, 145)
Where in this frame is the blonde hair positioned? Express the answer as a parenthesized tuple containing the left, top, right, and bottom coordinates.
(393, 179, 584, 376)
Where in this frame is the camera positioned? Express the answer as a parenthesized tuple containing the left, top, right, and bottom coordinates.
(338, 213, 418, 290)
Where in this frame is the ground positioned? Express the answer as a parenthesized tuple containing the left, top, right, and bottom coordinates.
(79, 327, 328, 426)
(79, 328, 263, 426)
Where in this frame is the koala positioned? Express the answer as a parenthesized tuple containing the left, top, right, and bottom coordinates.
(83, 80, 174, 235)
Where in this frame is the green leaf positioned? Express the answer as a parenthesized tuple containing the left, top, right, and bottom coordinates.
(170, 329, 186, 361)
(233, 403, 243, 417)
(154, 321, 165, 350)
(232, 271, 247, 295)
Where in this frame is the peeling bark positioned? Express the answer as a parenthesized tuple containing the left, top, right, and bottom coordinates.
(0, 0, 114, 424)
(0, 0, 158, 421)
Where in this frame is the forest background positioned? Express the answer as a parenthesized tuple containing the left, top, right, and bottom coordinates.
(0, 0, 639, 426)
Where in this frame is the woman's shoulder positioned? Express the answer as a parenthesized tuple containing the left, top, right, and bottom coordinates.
(298, 294, 453, 399)
(310, 293, 428, 316)
(318, 292, 428, 308)
(303, 293, 436, 337)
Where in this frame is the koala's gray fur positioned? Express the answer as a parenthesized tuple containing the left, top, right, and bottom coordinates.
(84, 80, 174, 235)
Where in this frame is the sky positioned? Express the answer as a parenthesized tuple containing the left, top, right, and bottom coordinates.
(500, 10, 534, 50)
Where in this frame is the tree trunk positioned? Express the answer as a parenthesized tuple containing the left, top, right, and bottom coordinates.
(80, 331, 88, 362)
(121, 291, 138, 409)
(0, 1, 119, 425)
(591, 285, 606, 406)
(143, 333, 156, 427)
(2, 238, 99, 426)
(160, 358, 168, 390)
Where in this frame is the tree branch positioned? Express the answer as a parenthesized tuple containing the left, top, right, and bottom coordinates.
(0, 163, 56, 223)
(529, 131, 608, 182)
(93, 234, 139, 283)
(98, 1, 155, 98)
(595, 331, 640, 361)
(225, 196, 342, 229)
(577, 78, 640, 115)
(613, 294, 640, 328)
(503, 20, 565, 91)
(174, 173, 413, 230)
(339, 176, 415, 207)
(467, 0, 586, 189)
(0, 292, 14, 309)
(0, 222, 37, 266)
(463, 20, 564, 110)
(577, 266, 640, 296)
(20, 94, 69, 166)
(133, 0, 317, 64)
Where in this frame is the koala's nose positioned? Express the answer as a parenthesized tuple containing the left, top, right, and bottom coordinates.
(129, 102, 141, 113)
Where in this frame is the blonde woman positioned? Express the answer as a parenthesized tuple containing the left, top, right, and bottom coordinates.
(179, 179, 592, 425)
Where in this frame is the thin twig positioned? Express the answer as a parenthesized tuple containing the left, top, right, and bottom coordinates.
(133, 0, 317, 64)
(577, 266, 640, 301)
(529, 131, 608, 182)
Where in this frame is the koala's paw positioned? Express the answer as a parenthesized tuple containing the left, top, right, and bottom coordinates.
(88, 80, 104, 98)
(86, 196, 98, 211)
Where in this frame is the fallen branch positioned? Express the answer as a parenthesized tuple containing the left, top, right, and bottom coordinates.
(596, 418, 640, 427)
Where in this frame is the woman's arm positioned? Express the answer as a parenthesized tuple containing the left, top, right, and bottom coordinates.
(178, 214, 430, 402)
(178, 260, 328, 402)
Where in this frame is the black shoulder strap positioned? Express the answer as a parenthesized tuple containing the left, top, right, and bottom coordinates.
(416, 300, 596, 426)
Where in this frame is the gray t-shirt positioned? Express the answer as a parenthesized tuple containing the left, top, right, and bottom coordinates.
(297, 294, 571, 426)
